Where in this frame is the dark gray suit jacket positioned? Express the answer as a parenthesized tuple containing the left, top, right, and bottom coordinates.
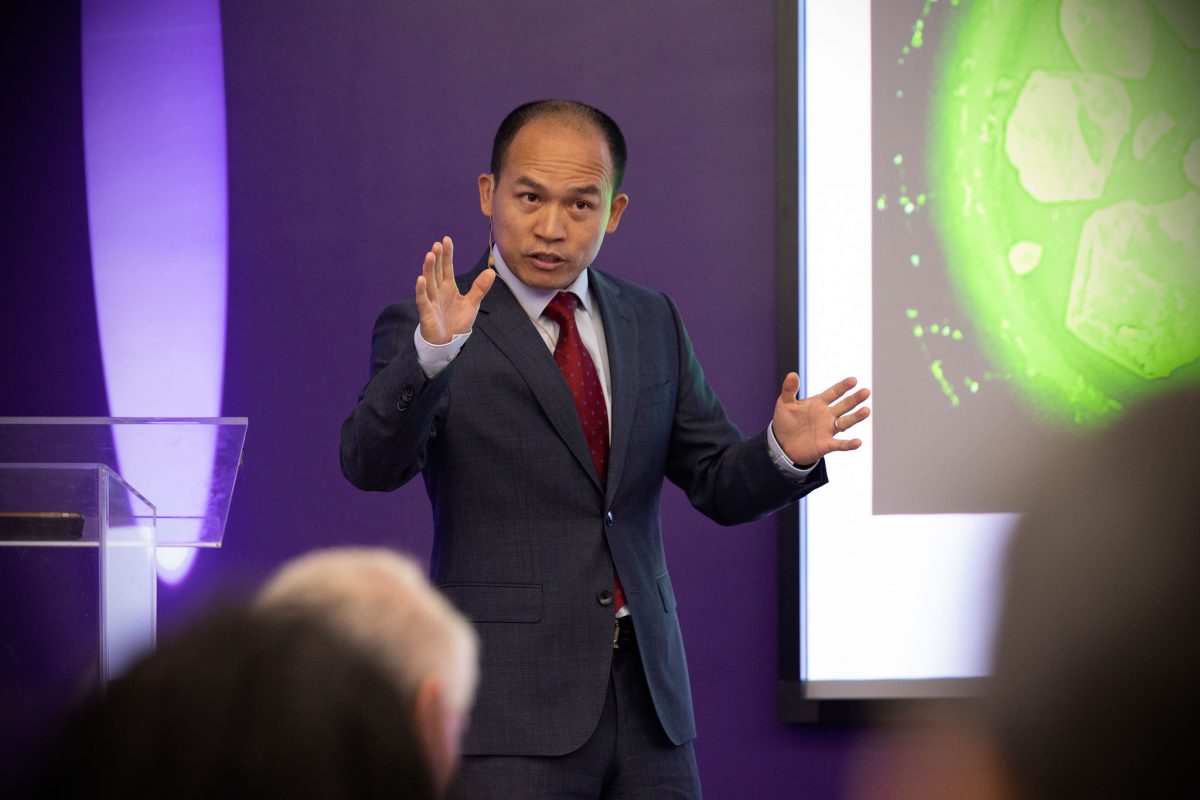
(340, 257, 827, 756)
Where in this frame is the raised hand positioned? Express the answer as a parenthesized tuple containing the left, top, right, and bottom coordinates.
(771, 373, 871, 466)
(414, 236, 496, 345)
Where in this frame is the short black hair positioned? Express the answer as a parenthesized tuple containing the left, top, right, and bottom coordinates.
(490, 100, 627, 194)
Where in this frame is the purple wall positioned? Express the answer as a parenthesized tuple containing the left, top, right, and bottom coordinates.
(0, 4, 108, 775)
(3, 1, 861, 794)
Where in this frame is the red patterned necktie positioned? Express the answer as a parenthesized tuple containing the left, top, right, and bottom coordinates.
(543, 292, 626, 611)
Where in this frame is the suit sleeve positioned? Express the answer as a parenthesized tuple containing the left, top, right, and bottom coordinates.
(662, 295, 828, 525)
(339, 299, 453, 492)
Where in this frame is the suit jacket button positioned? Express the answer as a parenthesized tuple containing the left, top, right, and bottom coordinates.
(605, 511, 614, 526)
(401, 385, 415, 401)
(396, 399, 409, 412)
(597, 590, 613, 606)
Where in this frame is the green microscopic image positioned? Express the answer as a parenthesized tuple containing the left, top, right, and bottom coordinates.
(929, 0, 1200, 427)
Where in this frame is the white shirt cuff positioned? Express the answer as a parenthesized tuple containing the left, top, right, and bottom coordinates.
(414, 327, 471, 378)
(767, 423, 817, 480)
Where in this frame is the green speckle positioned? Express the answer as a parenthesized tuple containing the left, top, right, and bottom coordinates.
(952, 329, 964, 341)
(914, 325, 925, 338)
(910, 254, 921, 267)
(931, 359, 961, 407)
(894, 153, 904, 165)
(876, 194, 888, 211)
(906, 308, 919, 319)
(931, 324, 940, 334)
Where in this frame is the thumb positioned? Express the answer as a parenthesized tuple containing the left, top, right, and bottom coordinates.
(466, 268, 496, 306)
(779, 371, 801, 403)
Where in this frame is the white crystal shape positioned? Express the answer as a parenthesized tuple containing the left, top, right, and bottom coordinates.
(1061, 0, 1154, 78)
(1005, 70, 1132, 202)
(1067, 192, 1200, 378)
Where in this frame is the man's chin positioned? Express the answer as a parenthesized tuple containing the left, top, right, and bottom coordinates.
(514, 263, 577, 291)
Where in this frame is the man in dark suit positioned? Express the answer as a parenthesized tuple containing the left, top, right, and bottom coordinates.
(340, 100, 870, 798)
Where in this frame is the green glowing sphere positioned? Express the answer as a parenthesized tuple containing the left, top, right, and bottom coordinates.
(931, 0, 1200, 426)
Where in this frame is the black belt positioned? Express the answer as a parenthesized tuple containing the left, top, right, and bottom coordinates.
(612, 615, 635, 650)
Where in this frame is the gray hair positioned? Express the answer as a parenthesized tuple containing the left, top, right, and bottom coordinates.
(257, 548, 478, 715)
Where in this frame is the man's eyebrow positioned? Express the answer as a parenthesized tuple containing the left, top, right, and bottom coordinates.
(566, 184, 602, 198)
(514, 176, 548, 193)
(512, 176, 603, 198)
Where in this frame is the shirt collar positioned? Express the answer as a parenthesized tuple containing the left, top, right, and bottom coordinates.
(491, 246, 593, 320)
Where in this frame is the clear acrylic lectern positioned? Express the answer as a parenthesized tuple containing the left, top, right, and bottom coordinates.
(0, 417, 247, 711)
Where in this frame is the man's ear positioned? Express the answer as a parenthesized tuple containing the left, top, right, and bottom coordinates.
(478, 173, 495, 217)
(413, 675, 455, 792)
(606, 192, 629, 234)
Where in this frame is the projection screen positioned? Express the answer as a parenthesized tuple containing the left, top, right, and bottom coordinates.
(791, 0, 1200, 704)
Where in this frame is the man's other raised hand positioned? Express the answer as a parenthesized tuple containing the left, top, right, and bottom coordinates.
(772, 374, 871, 467)
(415, 236, 496, 345)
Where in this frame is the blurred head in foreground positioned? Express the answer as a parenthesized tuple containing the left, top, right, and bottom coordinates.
(31, 608, 436, 799)
(983, 387, 1200, 799)
(853, 387, 1200, 800)
(256, 547, 479, 793)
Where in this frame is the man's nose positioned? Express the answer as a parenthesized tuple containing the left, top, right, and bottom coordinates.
(534, 204, 566, 241)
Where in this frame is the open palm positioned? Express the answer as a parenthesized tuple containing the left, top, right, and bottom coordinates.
(415, 236, 496, 345)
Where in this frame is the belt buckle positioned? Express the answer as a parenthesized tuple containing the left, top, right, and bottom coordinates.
(612, 618, 622, 650)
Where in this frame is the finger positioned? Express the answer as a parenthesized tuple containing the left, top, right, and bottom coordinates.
(417, 271, 439, 308)
(778, 372, 801, 403)
(430, 241, 444, 290)
(423, 247, 439, 293)
(832, 437, 863, 451)
(831, 387, 871, 417)
(442, 236, 455, 283)
(819, 376, 858, 405)
(415, 275, 436, 328)
(465, 267, 496, 307)
(836, 406, 871, 432)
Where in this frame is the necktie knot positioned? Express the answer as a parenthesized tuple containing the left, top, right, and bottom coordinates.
(544, 292, 579, 326)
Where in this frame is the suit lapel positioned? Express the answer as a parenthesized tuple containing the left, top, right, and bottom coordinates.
(468, 260, 605, 493)
(590, 269, 639, 506)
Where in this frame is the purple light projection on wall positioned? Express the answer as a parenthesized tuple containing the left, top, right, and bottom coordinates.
(82, 0, 227, 584)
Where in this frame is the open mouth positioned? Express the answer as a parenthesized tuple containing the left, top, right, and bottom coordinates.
(527, 251, 566, 269)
